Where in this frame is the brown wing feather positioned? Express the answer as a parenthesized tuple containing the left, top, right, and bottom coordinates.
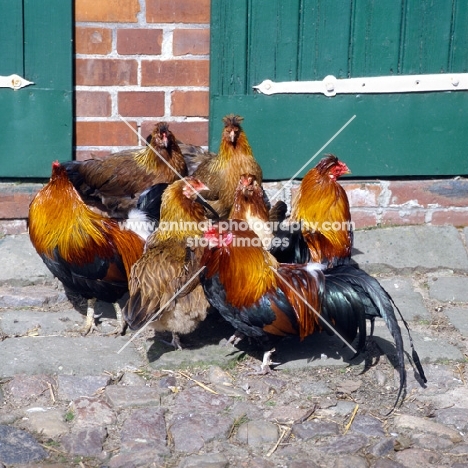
(124, 239, 207, 333)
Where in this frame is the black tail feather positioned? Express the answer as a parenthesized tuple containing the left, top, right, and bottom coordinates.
(386, 294, 427, 384)
(325, 265, 412, 411)
(137, 183, 169, 222)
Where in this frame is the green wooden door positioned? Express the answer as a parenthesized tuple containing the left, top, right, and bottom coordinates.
(0, 0, 72, 178)
(209, 0, 468, 179)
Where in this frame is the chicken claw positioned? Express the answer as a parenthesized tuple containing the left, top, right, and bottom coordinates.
(105, 303, 127, 336)
(81, 298, 101, 336)
(225, 331, 244, 347)
(248, 349, 280, 375)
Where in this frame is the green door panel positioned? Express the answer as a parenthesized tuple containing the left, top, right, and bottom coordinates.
(0, 0, 72, 178)
(0, 0, 24, 75)
(210, 0, 468, 178)
(0, 89, 72, 178)
(210, 92, 468, 179)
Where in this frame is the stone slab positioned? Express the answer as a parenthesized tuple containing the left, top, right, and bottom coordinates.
(0, 234, 54, 286)
(0, 336, 144, 378)
(353, 226, 468, 274)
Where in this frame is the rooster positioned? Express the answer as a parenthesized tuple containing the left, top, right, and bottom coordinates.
(276, 154, 352, 267)
(123, 177, 212, 349)
(200, 224, 426, 410)
(62, 122, 188, 218)
(228, 173, 304, 260)
(229, 174, 288, 249)
(28, 162, 145, 335)
(192, 114, 263, 218)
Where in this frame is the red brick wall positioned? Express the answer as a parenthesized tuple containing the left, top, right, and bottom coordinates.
(74, 0, 210, 161)
(0, 0, 467, 233)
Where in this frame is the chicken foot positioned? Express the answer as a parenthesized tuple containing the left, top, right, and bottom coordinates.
(248, 348, 280, 375)
(82, 298, 100, 335)
(225, 331, 245, 347)
(106, 302, 127, 336)
(81, 299, 126, 336)
(158, 332, 183, 350)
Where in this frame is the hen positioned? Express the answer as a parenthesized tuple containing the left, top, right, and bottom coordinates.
(192, 114, 263, 218)
(178, 141, 216, 176)
(123, 177, 211, 349)
(28, 162, 145, 335)
(200, 224, 426, 410)
(63, 122, 187, 218)
(274, 154, 352, 267)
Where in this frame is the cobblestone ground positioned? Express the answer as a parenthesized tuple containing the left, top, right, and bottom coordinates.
(0, 227, 467, 467)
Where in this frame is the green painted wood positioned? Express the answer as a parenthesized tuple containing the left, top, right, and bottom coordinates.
(450, 0, 468, 72)
(350, 1, 402, 76)
(298, 0, 353, 80)
(210, 0, 468, 178)
(0, 90, 72, 177)
(0, 1, 72, 178)
(247, 0, 301, 86)
(0, 0, 24, 75)
(401, 1, 453, 74)
(210, 1, 250, 96)
(210, 92, 468, 179)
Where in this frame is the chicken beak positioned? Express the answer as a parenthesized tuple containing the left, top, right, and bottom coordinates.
(162, 133, 168, 148)
(229, 129, 236, 143)
(198, 182, 210, 192)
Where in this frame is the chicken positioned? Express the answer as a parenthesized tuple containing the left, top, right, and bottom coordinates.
(178, 141, 216, 175)
(228, 173, 307, 262)
(62, 122, 188, 218)
(277, 154, 352, 267)
(200, 224, 426, 410)
(229, 174, 288, 249)
(28, 161, 145, 335)
(123, 177, 211, 349)
(192, 114, 263, 218)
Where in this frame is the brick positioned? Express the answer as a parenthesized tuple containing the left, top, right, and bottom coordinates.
(117, 29, 163, 55)
(431, 210, 468, 227)
(147, 0, 210, 23)
(75, 27, 112, 55)
(171, 91, 209, 117)
(342, 182, 382, 208)
(76, 59, 138, 86)
(349, 209, 378, 229)
(0, 186, 40, 219)
(118, 91, 165, 117)
(142, 60, 209, 87)
(381, 210, 426, 226)
(388, 179, 468, 208)
(141, 121, 208, 147)
(76, 121, 138, 147)
(76, 91, 111, 117)
(76, 0, 140, 22)
(173, 29, 210, 56)
(0, 220, 28, 234)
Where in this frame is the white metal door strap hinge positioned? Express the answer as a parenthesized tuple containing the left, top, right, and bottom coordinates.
(253, 73, 468, 97)
(0, 74, 34, 90)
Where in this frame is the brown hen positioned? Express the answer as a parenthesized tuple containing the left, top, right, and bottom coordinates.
(123, 177, 210, 349)
(192, 114, 263, 218)
(63, 122, 187, 218)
